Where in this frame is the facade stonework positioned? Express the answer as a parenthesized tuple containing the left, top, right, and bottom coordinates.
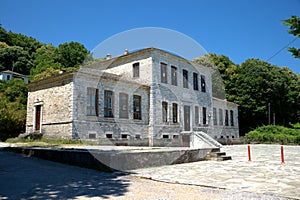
(26, 48, 239, 147)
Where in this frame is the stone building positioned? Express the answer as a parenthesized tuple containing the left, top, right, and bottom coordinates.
(26, 48, 239, 147)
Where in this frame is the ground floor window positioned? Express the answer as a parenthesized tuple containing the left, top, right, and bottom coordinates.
(172, 103, 178, 123)
(195, 106, 199, 125)
(162, 101, 168, 122)
(213, 107, 218, 125)
(225, 109, 229, 126)
(202, 107, 207, 125)
(133, 95, 142, 120)
(104, 90, 114, 118)
(87, 87, 99, 116)
(230, 110, 234, 126)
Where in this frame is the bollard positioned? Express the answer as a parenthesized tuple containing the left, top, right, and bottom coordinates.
(248, 144, 251, 162)
(281, 145, 285, 164)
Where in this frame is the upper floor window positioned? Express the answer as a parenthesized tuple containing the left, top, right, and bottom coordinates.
(171, 66, 177, 86)
(87, 87, 98, 116)
(162, 101, 168, 122)
(133, 95, 142, 120)
(225, 109, 229, 126)
(213, 107, 218, 125)
(230, 110, 234, 126)
(160, 62, 167, 83)
(202, 107, 207, 125)
(104, 90, 114, 118)
(183, 69, 188, 88)
(193, 72, 199, 91)
(172, 103, 178, 123)
(133, 62, 139, 78)
(119, 93, 128, 119)
(201, 75, 206, 92)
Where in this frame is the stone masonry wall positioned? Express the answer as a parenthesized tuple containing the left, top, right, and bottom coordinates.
(26, 81, 73, 139)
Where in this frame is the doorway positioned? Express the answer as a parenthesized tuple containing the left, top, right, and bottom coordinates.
(35, 105, 41, 132)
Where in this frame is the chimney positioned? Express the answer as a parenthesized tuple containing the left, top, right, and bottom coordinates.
(124, 49, 129, 55)
(106, 54, 112, 60)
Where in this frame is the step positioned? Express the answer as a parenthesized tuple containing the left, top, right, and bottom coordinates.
(217, 156, 232, 161)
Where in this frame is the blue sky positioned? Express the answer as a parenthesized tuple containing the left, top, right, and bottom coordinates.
(1, 0, 300, 74)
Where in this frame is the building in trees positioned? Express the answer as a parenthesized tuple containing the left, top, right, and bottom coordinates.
(25, 48, 239, 147)
(0, 70, 28, 83)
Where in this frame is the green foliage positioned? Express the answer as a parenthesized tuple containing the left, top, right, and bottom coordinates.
(283, 16, 300, 59)
(226, 59, 300, 134)
(246, 125, 300, 144)
(31, 67, 61, 82)
(0, 79, 28, 141)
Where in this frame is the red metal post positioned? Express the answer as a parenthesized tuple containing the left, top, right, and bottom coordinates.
(281, 145, 285, 164)
(248, 145, 251, 162)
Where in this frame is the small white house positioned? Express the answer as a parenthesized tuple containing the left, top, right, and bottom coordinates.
(0, 70, 29, 83)
(26, 48, 239, 147)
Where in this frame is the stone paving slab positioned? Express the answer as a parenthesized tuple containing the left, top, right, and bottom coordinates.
(131, 145, 300, 199)
(0, 150, 288, 200)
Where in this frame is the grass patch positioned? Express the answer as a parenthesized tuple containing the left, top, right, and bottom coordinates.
(5, 137, 97, 146)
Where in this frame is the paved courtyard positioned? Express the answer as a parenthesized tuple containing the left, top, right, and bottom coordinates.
(0, 144, 295, 200)
(131, 144, 300, 199)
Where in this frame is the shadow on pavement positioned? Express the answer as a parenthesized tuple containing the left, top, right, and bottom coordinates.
(0, 151, 130, 199)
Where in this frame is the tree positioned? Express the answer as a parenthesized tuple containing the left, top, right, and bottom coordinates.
(227, 59, 300, 134)
(30, 44, 63, 77)
(0, 46, 31, 74)
(56, 42, 89, 70)
(194, 53, 237, 99)
(283, 16, 300, 58)
(0, 79, 28, 141)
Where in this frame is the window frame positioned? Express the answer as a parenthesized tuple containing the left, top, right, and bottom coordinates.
(104, 90, 114, 118)
(160, 62, 168, 83)
(133, 62, 140, 78)
(162, 101, 168, 123)
(230, 110, 234, 126)
(172, 103, 178, 123)
(171, 66, 177, 86)
(183, 69, 189, 88)
(202, 107, 207, 125)
(193, 72, 199, 91)
(119, 93, 128, 119)
(87, 87, 99, 116)
(201, 75, 206, 93)
(195, 106, 199, 126)
(133, 95, 142, 120)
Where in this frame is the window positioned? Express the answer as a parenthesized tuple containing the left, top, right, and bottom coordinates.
(193, 73, 199, 91)
(133, 95, 142, 120)
(160, 62, 167, 83)
(201, 75, 206, 92)
(172, 103, 178, 123)
(230, 110, 234, 126)
(183, 69, 188, 88)
(163, 134, 169, 139)
(219, 109, 223, 126)
(202, 107, 207, 125)
(195, 106, 199, 125)
(162, 101, 168, 122)
(87, 87, 98, 116)
(133, 62, 139, 77)
(171, 66, 177, 86)
(225, 110, 229, 126)
(6, 75, 10, 80)
(104, 90, 114, 118)
(119, 93, 128, 118)
(213, 107, 218, 125)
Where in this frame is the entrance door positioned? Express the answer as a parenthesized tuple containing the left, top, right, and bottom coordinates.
(184, 105, 190, 131)
(35, 105, 41, 132)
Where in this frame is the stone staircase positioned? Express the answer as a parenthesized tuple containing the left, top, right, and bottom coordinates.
(206, 148, 232, 161)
